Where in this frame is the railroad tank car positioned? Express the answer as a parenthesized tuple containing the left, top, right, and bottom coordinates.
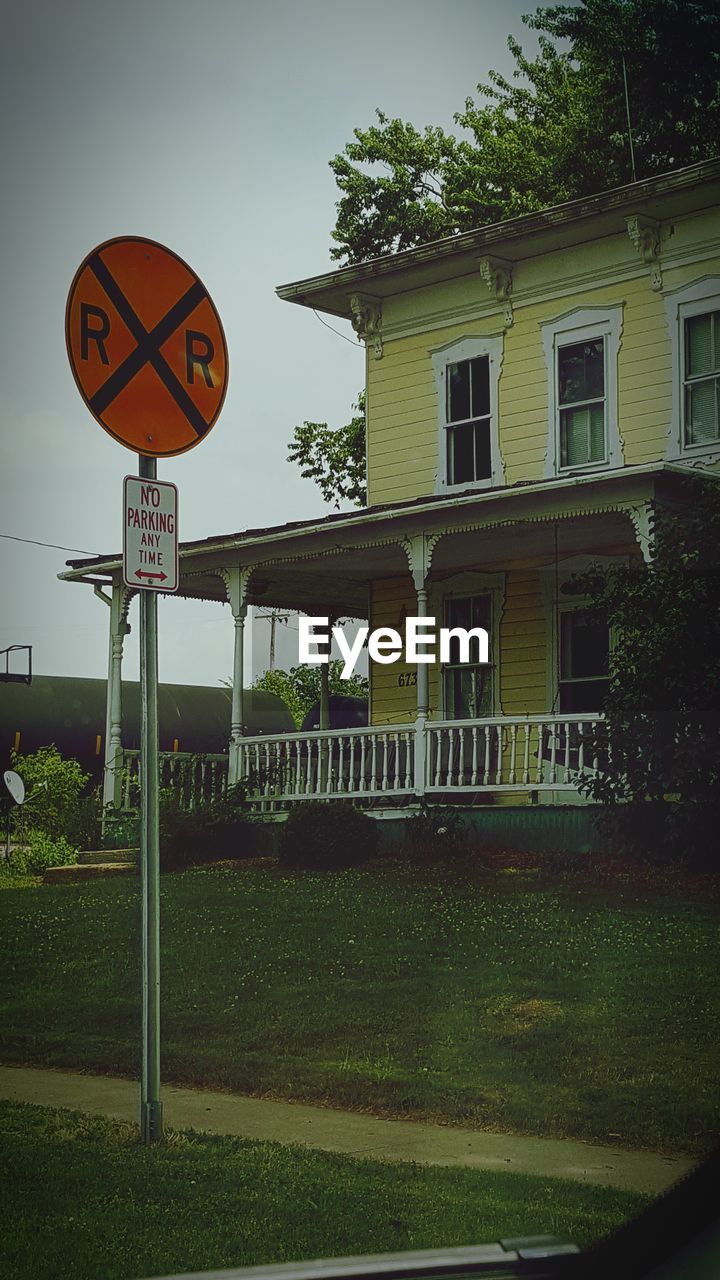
(0, 675, 294, 775)
(301, 695, 369, 732)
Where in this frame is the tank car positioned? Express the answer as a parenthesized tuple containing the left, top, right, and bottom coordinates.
(0, 675, 294, 776)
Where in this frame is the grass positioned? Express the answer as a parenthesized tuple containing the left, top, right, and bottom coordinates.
(0, 1099, 647, 1280)
(0, 860, 718, 1154)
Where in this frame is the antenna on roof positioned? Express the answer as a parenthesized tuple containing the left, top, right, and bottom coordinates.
(621, 54, 637, 183)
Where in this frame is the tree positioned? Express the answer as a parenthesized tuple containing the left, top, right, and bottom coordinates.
(567, 479, 720, 858)
(287, 393, 366, 509)
(253, 661, 369, 728)
(330, 1, 720, 264)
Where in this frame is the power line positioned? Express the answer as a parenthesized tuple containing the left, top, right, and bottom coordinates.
(313, 309, 360, 348)
(0, 532, 100, 556)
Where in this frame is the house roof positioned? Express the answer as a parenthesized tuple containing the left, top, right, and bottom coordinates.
(60, 462, 710, 580)
(276, 158, 720, 321)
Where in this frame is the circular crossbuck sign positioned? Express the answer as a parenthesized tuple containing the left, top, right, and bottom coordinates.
(66, 236, 228, 457)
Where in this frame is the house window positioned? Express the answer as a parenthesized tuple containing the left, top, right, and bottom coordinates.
(664, 277, 720, 462)
(446, 356, 491, 485)
(558, 609, 609, 713)
(443, 594, 493, 719)
(542, 306, 623, 477)
(558, 338, 606, 466)
(431, 335, 504, 492)
(684, 310, 720, 446)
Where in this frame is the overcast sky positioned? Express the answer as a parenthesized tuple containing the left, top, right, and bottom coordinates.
(0, 0, 542, 686)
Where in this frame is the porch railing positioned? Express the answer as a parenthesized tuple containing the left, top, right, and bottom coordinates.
(117, 714, 601, 811)
(238, 724, 416, 804)
(120, 750, 228, 809)
(427, 714, 601, 793)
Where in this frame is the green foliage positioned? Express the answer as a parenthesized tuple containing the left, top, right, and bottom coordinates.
(0, 1101, 641, 1280)
(10, 746, 95, 848)
(278, 800, 379, 870)
(401, 802, 468, 865)
(101, 808, 140, 851)
(287, 392, 366, 508)
(12, 829, 78, 875)
(330, 1, 720, 264)
(568, 479, 720, 858)
(160, 785, 255, 871)
(253, 661, 369, 729)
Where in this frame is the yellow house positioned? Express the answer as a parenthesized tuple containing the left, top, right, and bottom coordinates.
(61, 159, 720, 832)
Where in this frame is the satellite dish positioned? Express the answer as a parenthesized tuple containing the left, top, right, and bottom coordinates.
(3, 771, 25, 805)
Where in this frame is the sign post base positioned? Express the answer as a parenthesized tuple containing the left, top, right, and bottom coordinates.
(140, 1099, 164, 1145)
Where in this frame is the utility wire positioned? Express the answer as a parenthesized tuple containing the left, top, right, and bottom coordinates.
(0, 532, 100, 556)
(313, 309, 360, 348)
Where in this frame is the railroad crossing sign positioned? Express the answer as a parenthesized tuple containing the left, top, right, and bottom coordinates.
(124, 475, 179, 592)
(65, 235, 228, 457)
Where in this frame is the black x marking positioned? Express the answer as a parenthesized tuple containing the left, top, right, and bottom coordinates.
(87, 253, 212, 438)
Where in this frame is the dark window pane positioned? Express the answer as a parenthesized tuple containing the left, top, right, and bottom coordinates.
(470, 356, 490, 418)
(559, 678, 609, 713)
(448, 360, 471, 422)
(558, 338, 604, 404)
(449, 422, 475, 483)
(445, 595, 491, 666)
(444, 666, 493, 718)
(560, 611, 609, 680)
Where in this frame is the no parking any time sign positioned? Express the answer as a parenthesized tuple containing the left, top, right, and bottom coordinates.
(123, 475, 179, 593)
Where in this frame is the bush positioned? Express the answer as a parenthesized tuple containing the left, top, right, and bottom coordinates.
(10, 746, 94, 848)
(401, 802, 468, 865)
(12, 829, 78, 874)
(278, 800, 379, 871)
(160, 785, 255, 871)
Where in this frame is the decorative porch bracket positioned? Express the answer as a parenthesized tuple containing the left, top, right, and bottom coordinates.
(218, 566, 254, 785)
(401, 532, 441, 796)
(626, 500, 655, 563)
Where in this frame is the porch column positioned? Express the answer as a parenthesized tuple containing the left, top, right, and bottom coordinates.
(221, 567, 253, 786)
(402, 533, 438, 797)
(99, 580, 131, 810)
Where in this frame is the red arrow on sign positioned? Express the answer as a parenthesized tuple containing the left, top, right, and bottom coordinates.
(135, 569, 168, 582)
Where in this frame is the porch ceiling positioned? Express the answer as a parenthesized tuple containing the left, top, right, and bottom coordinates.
(173, 508, 636, 616)
(60, 463, 711, 610)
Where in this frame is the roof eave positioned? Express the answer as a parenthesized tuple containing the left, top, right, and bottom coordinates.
(276, 158, 720, 321)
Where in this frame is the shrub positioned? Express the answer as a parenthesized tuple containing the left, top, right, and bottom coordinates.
(401, 801, 468, 864)
(160, 785, 255, 871)
(278, 800, 379, 871)
(10, 746, 93, 847)
(12, 829, 78, 874)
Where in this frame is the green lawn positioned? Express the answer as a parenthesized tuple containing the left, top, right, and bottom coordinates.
(0, 1100, 646, 1280)
(0, 861, 718, 1154)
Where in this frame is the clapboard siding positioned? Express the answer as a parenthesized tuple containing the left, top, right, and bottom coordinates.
(367, 240, 720, 503)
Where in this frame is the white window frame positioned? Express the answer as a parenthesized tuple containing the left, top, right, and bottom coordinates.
(429, 571, 505, 719)
(431, 335, 504, 494)
(540, 556, 621, 713)
(664, 276, 720, 464)
(542, 306, 624, 478)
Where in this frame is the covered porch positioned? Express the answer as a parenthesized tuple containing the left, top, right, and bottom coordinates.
(59, 463, 686, 813)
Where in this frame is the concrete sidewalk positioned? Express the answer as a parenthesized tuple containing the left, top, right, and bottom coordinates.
(0, 1064, 692, 1197)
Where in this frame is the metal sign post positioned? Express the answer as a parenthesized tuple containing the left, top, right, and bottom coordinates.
(66, 235, 228, 1146)
(138, 453, 163, 1143)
